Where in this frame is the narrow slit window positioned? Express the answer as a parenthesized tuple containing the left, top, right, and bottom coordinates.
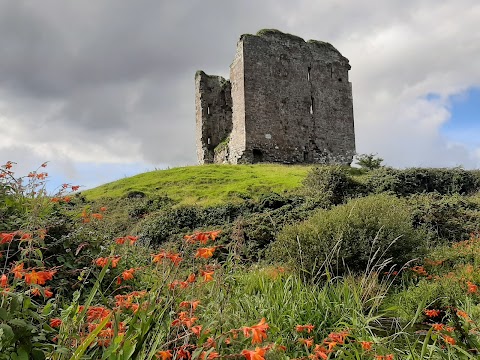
(310, 97, 314, 114)
(330, 67, 333, 78)
(307, 66, 311, 81)
(207, 137, 211, 145)
(207, 105, 211, 115)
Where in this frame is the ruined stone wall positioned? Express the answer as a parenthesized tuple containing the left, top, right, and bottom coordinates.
(236, 30, 355, 164)
(228, 41, 247, 164)
(195, 29, 355, 165)
(195, 71, 232, 164)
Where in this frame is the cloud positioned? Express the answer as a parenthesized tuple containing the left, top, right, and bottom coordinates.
(0, 0, 480, 187)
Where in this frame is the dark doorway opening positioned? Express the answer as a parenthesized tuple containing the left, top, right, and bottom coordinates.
(253, 149, 264, 163)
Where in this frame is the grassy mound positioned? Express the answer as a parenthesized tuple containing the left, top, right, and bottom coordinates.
(83, 164, 311, 206)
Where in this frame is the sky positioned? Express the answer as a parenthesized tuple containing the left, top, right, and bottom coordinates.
(0, 0, 479, 192)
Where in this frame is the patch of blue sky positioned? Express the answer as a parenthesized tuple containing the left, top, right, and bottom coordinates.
(440, 87, 480, 149)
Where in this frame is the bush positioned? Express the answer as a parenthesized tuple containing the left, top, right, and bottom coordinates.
(354, 153, 384, 171)
(270, 194, 427, 278)
(365, 167, 480, 196)
(302, 165, 363, 204)
(408, 193, 480, 244)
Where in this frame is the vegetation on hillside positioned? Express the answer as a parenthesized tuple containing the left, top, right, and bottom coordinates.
(2, 160, 480, 359)
(82, 164, 311, 206)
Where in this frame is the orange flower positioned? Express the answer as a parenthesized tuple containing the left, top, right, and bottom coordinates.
(200, 351, 220, 360)
(312, 345, 328, 360)
(295, 324, 315, 333)
(242, 318, 269, 344)
(44, 288, 54, 298)
(95, 257, 109, 267)
(201, 270, 214, 282)
(195, 247, 218, 259)
(92, 213, 103, 220)
(127, 235, 138, 245)
(179, 300, 201, 311)
(0, 274, 8, 288)
(326, 330, 348, 344)
(360, 341, 373, 351)
(1, 232, 15, 244)
(167, 253, 183, 266)
(467, 281, 478, 294)
(71, 185, 80, 191)
(122, 268, 136, 281)
(209, 230, 221, 240)
(299, 337, 314, 347)
(12, 263, 24, 279)
(431, 323, 444, 331)
(205, 337, 216, 348)
(186, 273, 196, 283)
(241, 347, 267, 360)
(94, 256, 121, 268)
(456, 309, 471, 321)
(100, 206, 107, 212)
(442, 335, 456, 345)
(424, 309, 441, 318)
(20, 232, 32, 241)
(411, 265, 428, 276)
(31, 288, 42, 297)
(155, 350, 173, 360)
(171, 311, 198, 328)
(115, 237, 126, 245)
(86, 306, 111, 321)
(50, 318, 62, 328)
(191, 325, 202, 336)
(152, 251, 182, 266)
(24, 270, 56, 285)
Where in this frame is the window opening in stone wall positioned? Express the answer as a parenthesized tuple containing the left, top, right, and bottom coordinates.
(338, 78, 342, 82)
(303, 151, 309, 162)
(207, 105, 211, 115)
(307, 66, 311, 81)
(253, 149, 263, 163)
(207, 137, 211, 145)
(330, 67, 333, 78)
(310, 97, 314, 114)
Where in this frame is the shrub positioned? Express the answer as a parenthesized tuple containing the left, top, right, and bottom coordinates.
(270, 194, 427, 278)
(408, 193, 480, 244)
(365, 167, 480, 196)
(355, 153, 384, 171)
(302, 165, 362, 204)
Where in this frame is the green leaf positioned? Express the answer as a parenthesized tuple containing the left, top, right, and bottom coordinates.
(120, 338, 136, 360)
(42, 302, 53, 316)
(32, 348, 46, 360)
(0, 307, 10, 321)
(0, 323, 15, 345)
(69, 312, 111, 360)
(12, 347, 29, 360)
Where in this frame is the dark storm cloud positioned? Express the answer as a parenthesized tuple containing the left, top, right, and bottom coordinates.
(0, 0, 287, 163)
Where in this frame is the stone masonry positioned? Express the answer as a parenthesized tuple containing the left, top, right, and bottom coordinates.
(195, 29, 355, 165)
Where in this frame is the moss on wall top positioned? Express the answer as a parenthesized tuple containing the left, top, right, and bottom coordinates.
(255, 29, 305, 42)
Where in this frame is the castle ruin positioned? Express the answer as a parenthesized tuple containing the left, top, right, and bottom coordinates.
(195, 29, 355, 165)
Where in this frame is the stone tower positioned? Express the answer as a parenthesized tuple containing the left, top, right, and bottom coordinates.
(195, 29, 355, 165)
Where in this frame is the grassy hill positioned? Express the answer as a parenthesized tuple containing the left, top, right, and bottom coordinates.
(83, 164, 312, 206)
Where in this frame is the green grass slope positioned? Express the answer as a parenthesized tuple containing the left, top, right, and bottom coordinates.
(83, 164, 312, 206)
